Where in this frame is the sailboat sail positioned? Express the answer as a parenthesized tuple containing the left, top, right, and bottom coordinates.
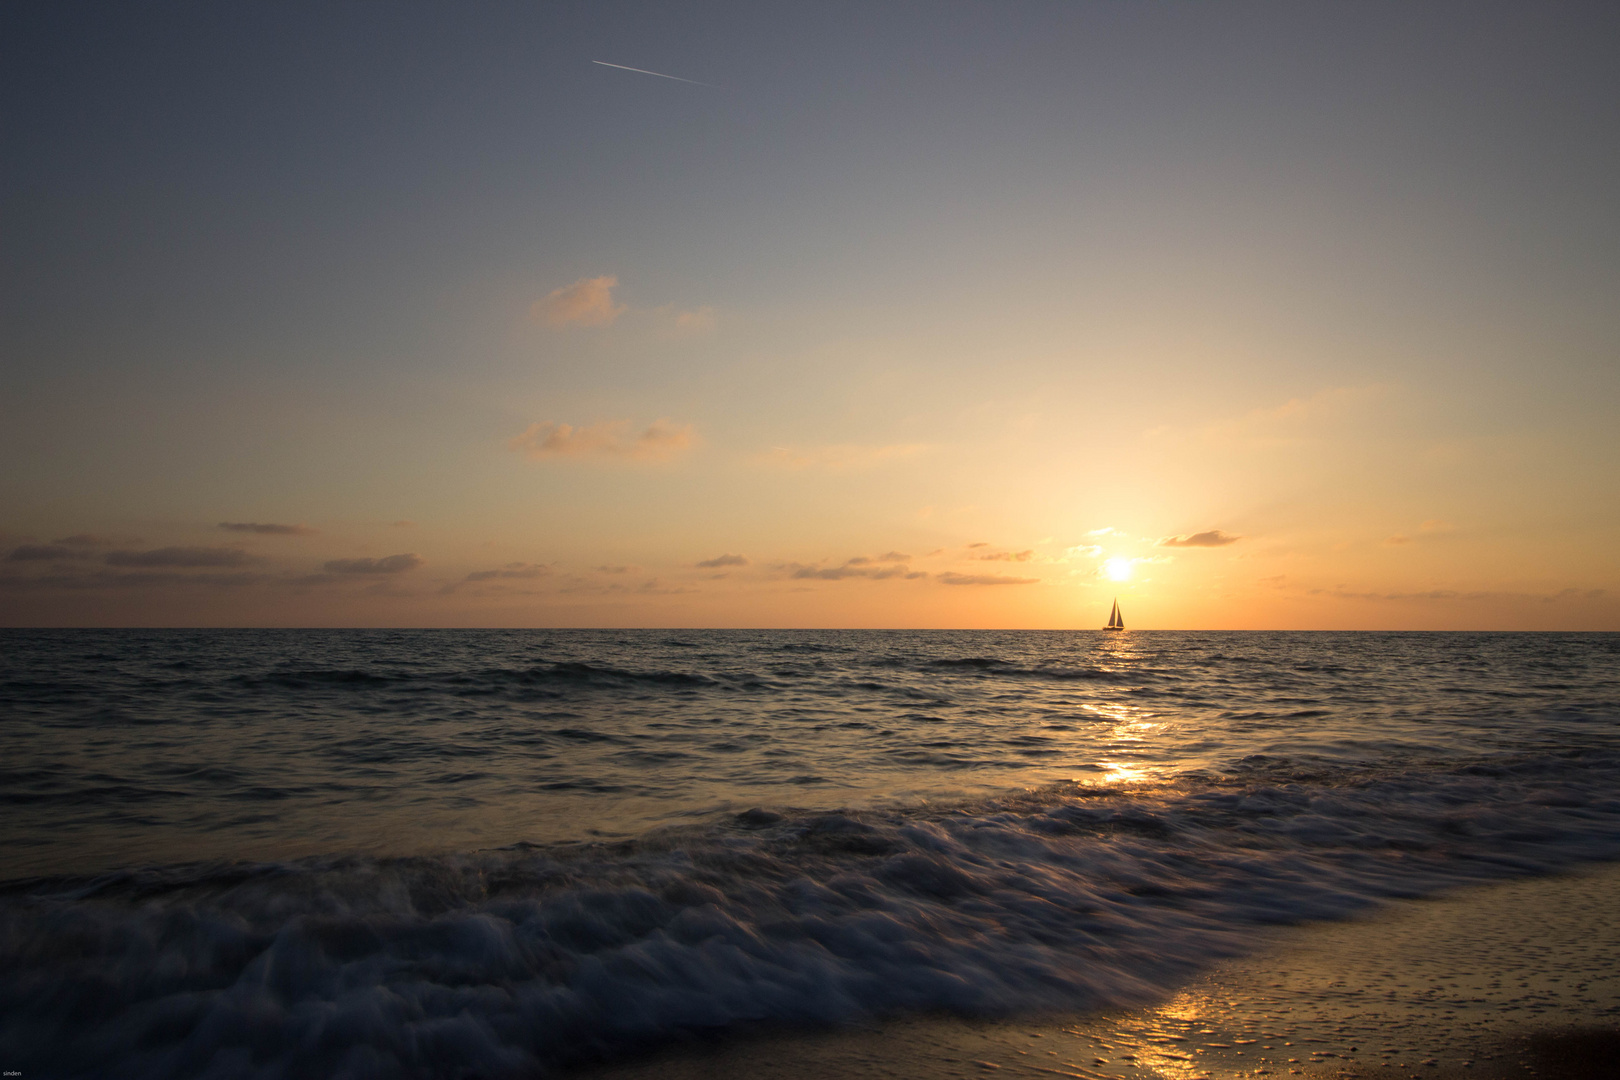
(1105, 599, 1123, 630)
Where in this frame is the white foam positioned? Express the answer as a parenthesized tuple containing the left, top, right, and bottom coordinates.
(5, 753, 1620, 1079)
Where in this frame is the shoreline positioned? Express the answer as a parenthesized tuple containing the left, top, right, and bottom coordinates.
(578, 861, 1620, 1080)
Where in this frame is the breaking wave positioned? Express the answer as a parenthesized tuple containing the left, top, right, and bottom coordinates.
(6, 751, 1620, 1080)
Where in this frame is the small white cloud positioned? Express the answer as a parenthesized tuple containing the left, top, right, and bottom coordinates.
(531, 275, 626, 328)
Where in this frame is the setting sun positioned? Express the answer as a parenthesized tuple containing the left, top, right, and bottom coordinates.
(1104, 558, 1133, 582)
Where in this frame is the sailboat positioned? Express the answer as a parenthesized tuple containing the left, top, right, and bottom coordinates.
(1103, 598, 1124, 631)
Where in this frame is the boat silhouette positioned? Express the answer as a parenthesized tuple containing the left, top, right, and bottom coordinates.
(1104, 598, 1124, 631)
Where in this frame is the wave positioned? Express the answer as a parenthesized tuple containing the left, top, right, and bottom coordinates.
(5, 752, 1620, 1079)
(234, 662, 726, 693)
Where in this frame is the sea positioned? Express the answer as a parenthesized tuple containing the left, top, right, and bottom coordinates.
(2, 629, 1618, 1079)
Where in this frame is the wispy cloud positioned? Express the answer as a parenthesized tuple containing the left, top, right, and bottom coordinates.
(531, 275, 626, 328)
(1387, 520, 1454, 547)
(508, 419, 694, 462)
(936, 572, 1039, 586)
(0, 570, 268, 591)
(56, 534, 118, 547)
(7, 544, 93, 562)
(757, 443, 928, 471)
(1188, 385, 1391, 448)
(465, 562, 546, 582)
(674, 306, 716, 332)
(975, 549, 1034, 562)
(323, 554, 423, 575)
(697, 553, 748, 568)
(650, 304, 718, 333)
(1157, 530, 1242, 548)
(219, 522, 317, 536)
(782, 553, 925, 581)
(849, 552, 910, 564)
(106, 546, 259, 568)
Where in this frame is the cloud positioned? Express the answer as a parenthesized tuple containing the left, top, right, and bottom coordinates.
(844, 552, 911, 566)
(936, 572, 1039, 586)
(532, 275, 625, 328)
(7, 544, 93, 561)
(757, 443, 928, 471)
(0, 570, 268, 591)
(636, 577, 693, 595)
(1189, 385, 1392, 448)
(56, 534, 118, 547)
(508, 419, 694, 462)
(673, 306, 716, 332)
(1385, 520, 1455, 547)
(1085, 527, 1119, 538)
(697, 553, 748, 568)
(595, 565, 635, 574)
(1157, 530, 1242, 548)
(783, 555, 927, 581)
(105, 546, 259, 568)
(219, 522, 317, 536)
(464, 562, 546, 582)
(323, 553, 423, 575)
(975, 549, 1034, 562)
(651, 304, 718, 333)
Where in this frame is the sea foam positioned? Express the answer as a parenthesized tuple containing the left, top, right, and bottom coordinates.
(5, 751, 1620, 1080)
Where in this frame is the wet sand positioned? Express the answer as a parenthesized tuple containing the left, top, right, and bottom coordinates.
(579, 862, 1620, 1080)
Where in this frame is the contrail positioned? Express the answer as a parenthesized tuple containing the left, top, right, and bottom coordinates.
(592, 60, 716, 88)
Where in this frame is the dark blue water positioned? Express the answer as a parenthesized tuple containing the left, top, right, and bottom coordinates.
(2, 630, 1618, 1078)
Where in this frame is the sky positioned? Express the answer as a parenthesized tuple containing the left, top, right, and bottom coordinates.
(2, 0, 1617, 629)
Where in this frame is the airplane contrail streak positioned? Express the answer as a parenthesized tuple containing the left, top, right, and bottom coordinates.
(592, 60, 716, 87)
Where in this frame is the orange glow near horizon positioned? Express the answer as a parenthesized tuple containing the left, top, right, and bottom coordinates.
(1, 7, 1616, 631)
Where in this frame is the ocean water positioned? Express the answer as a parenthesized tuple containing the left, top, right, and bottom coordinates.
(2, 629, 1618, 1079)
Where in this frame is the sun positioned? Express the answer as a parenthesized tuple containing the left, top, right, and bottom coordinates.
(1104, 557, 1133, 581)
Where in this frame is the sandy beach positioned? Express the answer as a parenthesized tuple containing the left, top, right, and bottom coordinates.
(580, 861, 1620, 1080)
